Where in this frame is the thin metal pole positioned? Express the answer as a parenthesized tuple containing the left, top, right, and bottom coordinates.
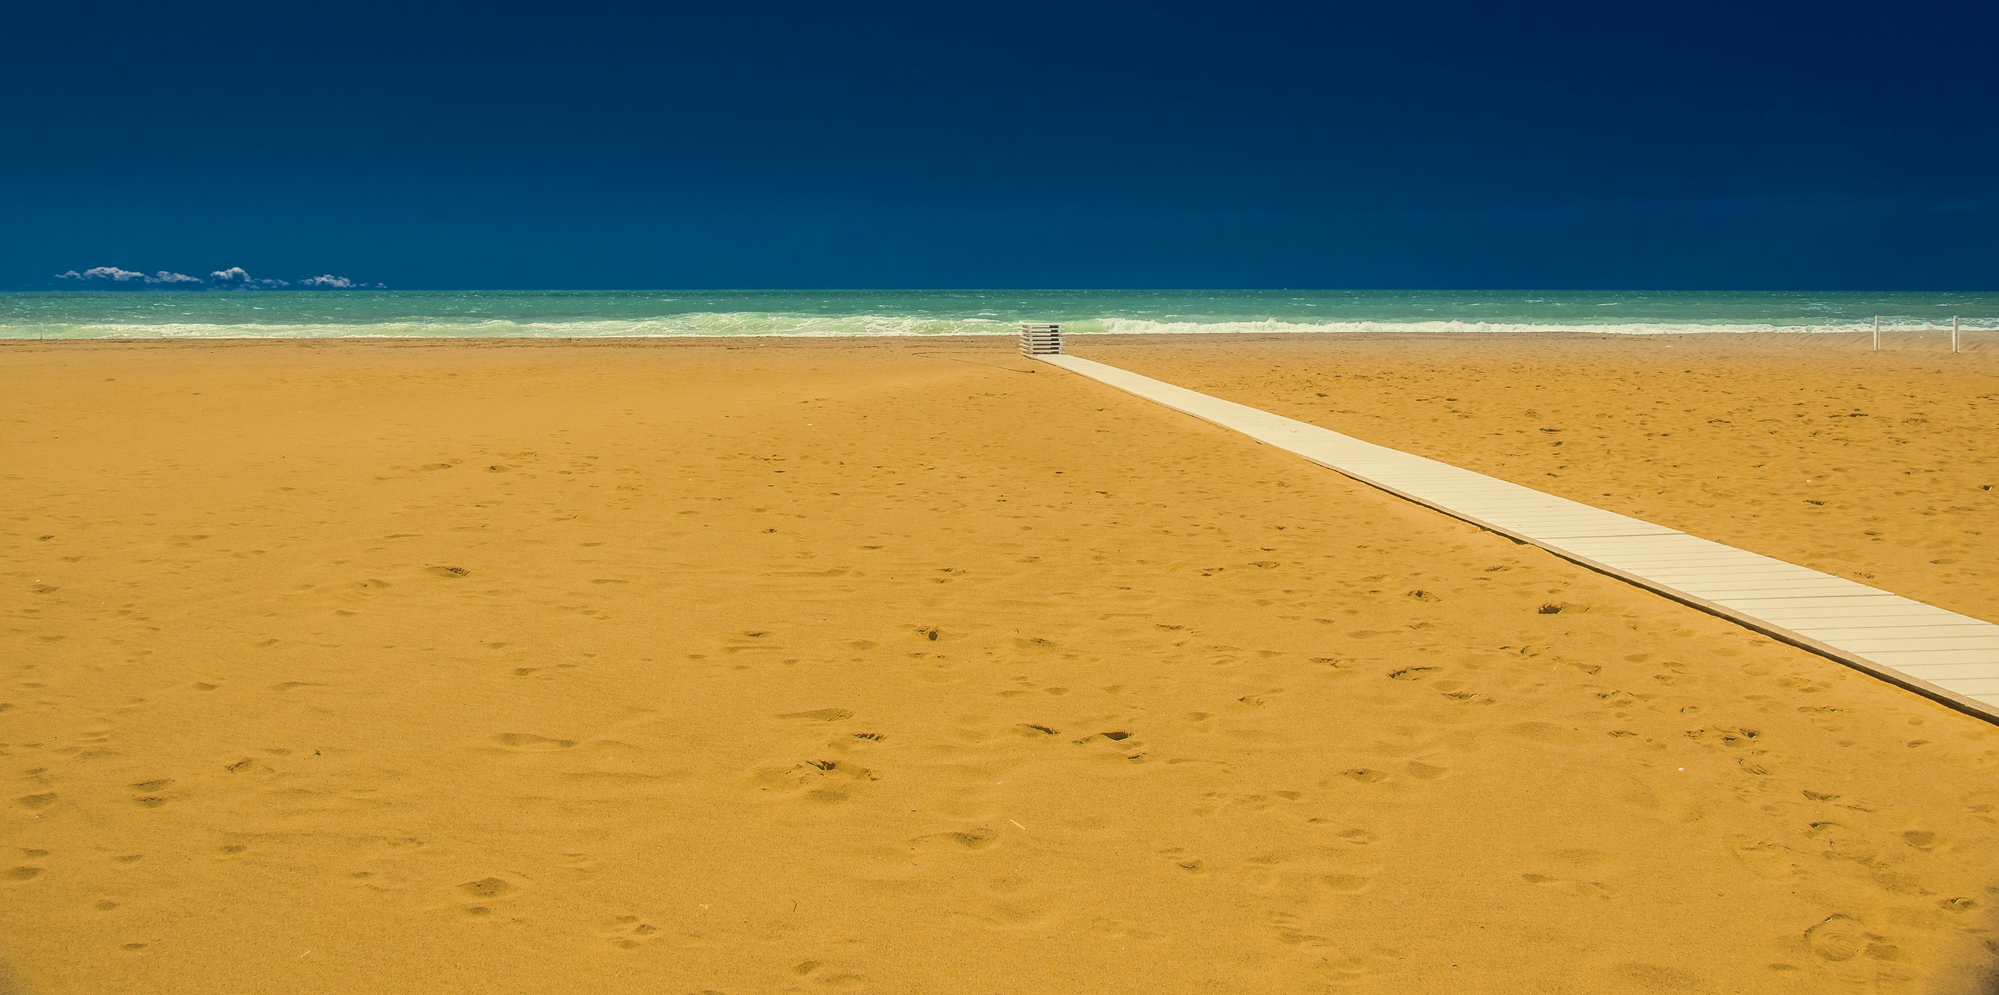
(1873, 315, 1879, 351)
(1953, 315, 1959, 354)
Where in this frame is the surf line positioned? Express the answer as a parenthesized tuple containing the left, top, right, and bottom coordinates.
(1036, 353, 1999, 725)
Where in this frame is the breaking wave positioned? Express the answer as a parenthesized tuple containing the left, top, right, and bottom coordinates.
(6, 314, 1021, 340)
(2, 290, 1990, 340)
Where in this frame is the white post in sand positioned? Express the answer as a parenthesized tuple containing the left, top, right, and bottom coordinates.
(1953, 315, 1960, 354)
(1873, 315, 1880, 352)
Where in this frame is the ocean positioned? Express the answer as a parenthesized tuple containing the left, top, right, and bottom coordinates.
(1, 290, 1992, 340)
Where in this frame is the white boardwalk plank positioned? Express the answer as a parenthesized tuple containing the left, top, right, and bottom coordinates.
(1897, 664, 1999, 681)
(1712, 596, 1921, 612)
(1815, 630, 1999, 648)
(1862, 649, 1999, 666)
(1787, 623, 1991, 638)
(1040, 353, 1999, 725)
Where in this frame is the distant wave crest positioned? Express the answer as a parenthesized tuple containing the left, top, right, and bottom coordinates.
(1092, 317, 1919, 336)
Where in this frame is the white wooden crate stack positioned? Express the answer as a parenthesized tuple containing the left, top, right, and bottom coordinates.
(1019, 323, 1063, 356)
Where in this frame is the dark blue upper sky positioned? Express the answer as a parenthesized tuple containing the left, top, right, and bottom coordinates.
(5, 0, 1993, 289)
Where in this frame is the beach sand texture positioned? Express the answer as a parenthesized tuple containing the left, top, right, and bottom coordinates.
(2, 337, 1995, 993)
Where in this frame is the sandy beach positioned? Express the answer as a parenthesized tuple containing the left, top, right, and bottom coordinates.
(3, 335, 1995, 993)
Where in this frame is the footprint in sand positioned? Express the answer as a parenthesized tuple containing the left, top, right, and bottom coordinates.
(973, 897, 1057, 930)
(749, 759, 877, 803)
(791, 961, 866, 984)
(601, 914, 681, 949)
(1436, 682, 1492, 704)
(1805, 915, 1880, 962)
(1240, 847, 1383, 901)
(1319, 873, 1371, 893)
(778, 708, 854, 722)
(1611, 963, 1705, 988)
(1071, 729, 1144, 758)
(427, 565, 471, 578)
(17, 794, 56, 810)
(1263, 911, 1403, 978)
(489, 733, 577, 751)
(1506, 721, 1578, 744)
(1520, 872, 1619, 898)
(455, 875, 521, 917)
(910, 826, 999, 851)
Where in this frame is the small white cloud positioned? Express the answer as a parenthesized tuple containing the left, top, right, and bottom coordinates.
(83, 266, 149, 282)
(209, 266, 288, 289)
(60, 266, 203, 285)
(61, 263, 356, 289)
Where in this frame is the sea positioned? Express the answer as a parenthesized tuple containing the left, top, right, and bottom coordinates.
(0, 290, 1992, 340)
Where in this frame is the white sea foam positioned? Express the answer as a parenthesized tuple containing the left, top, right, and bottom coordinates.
(1089, 317, 1960, 337)
(5, 313, 1988, 341)
(9, 314, 1021, 340)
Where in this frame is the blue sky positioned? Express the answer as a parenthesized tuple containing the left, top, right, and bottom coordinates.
(4, 0, 1993, 290)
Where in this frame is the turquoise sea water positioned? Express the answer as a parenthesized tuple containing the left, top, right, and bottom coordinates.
(1, 290, 1993, 340)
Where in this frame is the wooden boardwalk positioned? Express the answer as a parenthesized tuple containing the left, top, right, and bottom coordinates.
(1039, 353, 1999, 723)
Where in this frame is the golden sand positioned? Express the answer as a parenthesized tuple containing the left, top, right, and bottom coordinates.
(2, 336, 1995, 993)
